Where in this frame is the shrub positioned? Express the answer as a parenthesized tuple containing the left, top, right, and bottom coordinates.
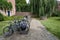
(4, 16, 14, 21)
(0, 13, 4, 21)
(56, 11, 60, 17)
(4, 16, 23, 21)
(51, 10, 60, 17)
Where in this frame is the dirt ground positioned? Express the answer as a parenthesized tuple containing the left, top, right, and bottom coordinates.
(0, 19, 59, 40)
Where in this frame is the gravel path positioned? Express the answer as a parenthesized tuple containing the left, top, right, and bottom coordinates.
(0, 19, 59, 40)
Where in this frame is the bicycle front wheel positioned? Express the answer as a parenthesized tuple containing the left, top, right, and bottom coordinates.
(3, 26, 14, 37)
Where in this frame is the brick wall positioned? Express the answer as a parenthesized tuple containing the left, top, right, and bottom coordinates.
(15, 12, 32, 16)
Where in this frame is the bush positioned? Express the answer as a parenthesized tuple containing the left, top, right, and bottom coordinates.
(51, 10, 60, 17)
(0, 13, 4, 21)
(56, 11, 60, 17)
(4, 16, 14, 21)
(4, 16, 23, 21)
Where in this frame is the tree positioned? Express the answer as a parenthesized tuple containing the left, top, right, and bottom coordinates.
(7, 2, 12, 10)
(0, 0, 12, 12)
(30, 0, 57, 19)
(15, 0, 27, 12)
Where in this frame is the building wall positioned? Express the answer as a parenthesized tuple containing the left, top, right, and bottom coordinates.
(57, 1, 60, 10)
(7, 0, 15, 16)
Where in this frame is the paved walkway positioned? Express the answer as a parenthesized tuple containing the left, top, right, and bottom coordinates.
(0, 19, 59, 40)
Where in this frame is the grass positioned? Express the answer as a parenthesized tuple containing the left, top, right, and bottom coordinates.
(0, 16, 23, 35)
(41, 17, 60, 38)
(0, 21, 9, 35)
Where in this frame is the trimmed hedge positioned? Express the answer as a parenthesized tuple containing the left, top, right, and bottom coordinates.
(4, 16, 23, 21)
(0, 13, 23, 21)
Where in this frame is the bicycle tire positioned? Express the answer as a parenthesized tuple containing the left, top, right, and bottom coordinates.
(3, 26, 14, 37)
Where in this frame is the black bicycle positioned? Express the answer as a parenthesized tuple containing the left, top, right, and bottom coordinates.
(3, 16, 30, 37)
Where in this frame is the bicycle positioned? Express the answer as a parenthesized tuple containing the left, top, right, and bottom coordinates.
(3, 16, 31, 37)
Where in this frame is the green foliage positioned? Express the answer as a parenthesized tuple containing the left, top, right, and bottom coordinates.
(4, 16, 23, 21)
(30, 0, 39, 16)
(30, 0, 57, 17)
(0, 0, 12, 11)
(7, 2, 12, 10)
(55, 10, 60, 17)
(15, 0, 31, 12)
(0, 13, 4, 21)
(16, 0, 26, 11)
(4, 16, 14, 21)
(21, 4, 31, 12)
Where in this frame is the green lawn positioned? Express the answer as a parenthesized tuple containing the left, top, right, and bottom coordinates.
(0, 21, 9, 35)
(41, 17, 60, 38)
(0, 16, 23, 35)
